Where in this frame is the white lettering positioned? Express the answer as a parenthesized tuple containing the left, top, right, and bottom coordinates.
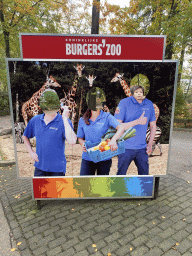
(106, 44, 110, 55)
(92, 44, 97, 55)
(98, 44, 102, 55)
(116, 44, 121, 55)
(111, 44, 115, 56)
(83, 44, 87, 55)
(72, 44, 76, 55)
(66, 44, 71, 55)
(77, 44, 82, 55)
(88, 44, 92, 55)
(65, 43, 111, 56)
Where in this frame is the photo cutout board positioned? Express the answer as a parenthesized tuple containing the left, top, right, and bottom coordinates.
(6, 58, 178, 199)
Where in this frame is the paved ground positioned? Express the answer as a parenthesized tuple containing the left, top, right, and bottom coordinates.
(0, 115, 192, 255)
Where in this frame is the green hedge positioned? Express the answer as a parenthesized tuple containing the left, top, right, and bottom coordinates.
(174, 118, 192, 128)
(0, 92, 10, 116)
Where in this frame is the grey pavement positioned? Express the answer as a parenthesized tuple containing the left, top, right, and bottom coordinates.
(0, 203, 20, 256)
(0, 115, 192, 255)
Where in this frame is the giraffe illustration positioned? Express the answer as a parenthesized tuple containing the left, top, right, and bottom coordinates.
(60, 76, 79, 126)
(111, 72, 162, 156)
(21, 76, 61, 126)
(86, 75, 97, 87)
(74, 64, 85, 77)
(111, 73, 160, 121)
(60, 64, 84, 126)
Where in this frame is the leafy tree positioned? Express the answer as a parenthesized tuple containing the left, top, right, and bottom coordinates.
(59, 0, 92, 34)
(0, 0, 67, 94)
(0, 0, 67, 58)
(174, 87, 189, 117)
(100, 0, 192, 119)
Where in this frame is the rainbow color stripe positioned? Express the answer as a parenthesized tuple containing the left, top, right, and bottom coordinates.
(33, 176, 154, 199)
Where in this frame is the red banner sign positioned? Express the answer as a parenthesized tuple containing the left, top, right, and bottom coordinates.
(20, 34, 165, 60)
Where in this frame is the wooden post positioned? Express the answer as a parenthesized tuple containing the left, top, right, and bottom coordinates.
(91, 0, 100, 34)
(36, 200, 42, 210)
(153, 177, 160, 199)
(16, 93, 19, 122)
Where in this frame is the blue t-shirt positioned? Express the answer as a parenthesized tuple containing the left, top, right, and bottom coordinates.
(77, 110, 120, 161)
(23, 113, 73, 173)
(114, 96, 156, 149)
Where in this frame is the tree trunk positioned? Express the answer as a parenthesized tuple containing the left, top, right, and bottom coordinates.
(177, 43, 186, 87)
(165, 40, 174, 60)
(3, 31, 10, 58)
(0, 5, 11, 58)
(165, 0, 179, 60)
(91, 0, 100, 34)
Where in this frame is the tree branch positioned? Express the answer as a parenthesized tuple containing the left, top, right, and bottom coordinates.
(11, 0, 44, 28)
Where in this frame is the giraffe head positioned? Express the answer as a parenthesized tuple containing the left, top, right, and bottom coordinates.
(74, 64, 85, 78)
(111, 73, 124, 83)
(111, 73, 132, 97)
(46, 76, 61, 89)
(86, 75, 96, 87)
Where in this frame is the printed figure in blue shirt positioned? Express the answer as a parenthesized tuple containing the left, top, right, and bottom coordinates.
(77, 87, 126, 176)
(22, 90, 77, 177)
(114, 85, 157, 175)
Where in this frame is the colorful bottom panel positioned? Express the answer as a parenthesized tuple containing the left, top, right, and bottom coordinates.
(33, 176, 154, 199)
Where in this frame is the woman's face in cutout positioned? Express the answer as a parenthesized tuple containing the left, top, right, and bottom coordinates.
(86, 87, 106, 111)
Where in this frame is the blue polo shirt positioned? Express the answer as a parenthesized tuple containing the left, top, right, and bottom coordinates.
(23, 113, 73, 173)
(114, 96, 156, 149)
(77, 110, 120, 161)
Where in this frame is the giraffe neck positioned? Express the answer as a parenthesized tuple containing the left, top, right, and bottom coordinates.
(33, 82, 48, 100)
(119, 78, 131, 97)
(71, 76, 78, 97)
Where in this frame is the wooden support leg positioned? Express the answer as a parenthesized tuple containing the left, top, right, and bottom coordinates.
(36, 200, 42, 210)
(153, 177, 160, 200)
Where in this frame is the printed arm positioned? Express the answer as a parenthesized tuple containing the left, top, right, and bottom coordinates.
(108, 124, 125, 151)
(108, 112, 148, 151)
(22, 135, 39, 162)
(62, 107, 77, 145)
(62, 118, 77, 145)
(121, 111, 147, 129)
(78, 138, 87, 152)
(146, 121, 156, 154)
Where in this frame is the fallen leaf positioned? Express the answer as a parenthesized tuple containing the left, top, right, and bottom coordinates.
(71, 209, 75, 211)
(108, 254, 111, 256)
(11, 248, 16, 251)
(17, 242, 22, 246)
(95, 249, 97, 252)
(152, 222, 155, 224)
(138, 204, 140, 206)
(162, 216, 165, 219)
(92, 244, 97, 247)
(172, 247, 177, 250)
(130, 247, 133, 251)
(176, 242, 179, 246)
(183, 218, 186, 221)
(187, 181, 190, 183)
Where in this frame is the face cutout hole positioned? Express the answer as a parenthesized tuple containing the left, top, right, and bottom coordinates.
(130, 74, 150, 96)
(86, 87, 106, 111)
